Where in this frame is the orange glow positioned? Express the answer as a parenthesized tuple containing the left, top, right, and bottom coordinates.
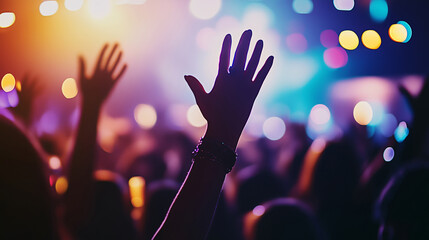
(0, 12, 16, 28)
(62, 78, 78, 99)
(134, 104, 157, 129)
(353, 101, 373, 125)
(55, 176, 69, 195)
(129, 176, 145, 208)
(1, 73, 16, 92)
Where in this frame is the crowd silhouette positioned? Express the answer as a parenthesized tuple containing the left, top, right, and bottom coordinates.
(1, 29, 428, 240)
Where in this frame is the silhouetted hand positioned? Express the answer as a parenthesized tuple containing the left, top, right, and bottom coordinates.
(78, 43, 127, 109)
(10, 75, 43, 126)
(185, 30, 274, 149)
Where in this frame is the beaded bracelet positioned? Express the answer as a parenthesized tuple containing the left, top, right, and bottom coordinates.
(192, 137, 237, 173)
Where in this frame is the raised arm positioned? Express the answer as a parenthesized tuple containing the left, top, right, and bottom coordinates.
(152, 29, 274, 240)
(64, 44, 127, 235)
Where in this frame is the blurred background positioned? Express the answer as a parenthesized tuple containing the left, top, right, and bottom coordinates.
(0, 0, 427, 148)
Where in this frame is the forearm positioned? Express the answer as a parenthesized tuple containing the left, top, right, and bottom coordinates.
(64, 104, 101, 232)
(153, 129, 237, 240)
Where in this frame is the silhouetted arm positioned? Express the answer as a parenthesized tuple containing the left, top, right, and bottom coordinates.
(399, 76, 429, 161)
(64, 44, 127, 234)
(152, 30, 274, 240)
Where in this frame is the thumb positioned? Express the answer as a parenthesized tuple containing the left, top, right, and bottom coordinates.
(184, 75, 206, 103)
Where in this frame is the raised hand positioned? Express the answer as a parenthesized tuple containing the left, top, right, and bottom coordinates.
(185, 30, 274, 149)
(78, 43, 127, 109)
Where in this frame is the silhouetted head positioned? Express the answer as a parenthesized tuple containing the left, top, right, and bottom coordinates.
(245, 198, 322, 240)
(377, 162, 429, 240)
(143, 180, 180, 240)
(236, 167, 286, 215)
(0, 115, 55, 239)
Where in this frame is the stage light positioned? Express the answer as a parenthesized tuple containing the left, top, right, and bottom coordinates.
(263, 117, 286, 141)
(323, 47, 348, 69)
(40, 1, 59, 16)
(353, 101, 373, 125)
(65, 0, 84, 11)
(292, 0, 313, 14)
(1, 73, 16, 92)
(129, 176, 145, 208)
(309, 104, 331, 125)
(62, 78, 78, 99)
(389, 24, 407, 43)
(369, 0, 388, 22)
(187, 104, 207, 127)
(362, 30, 381, 50)
(334, 0, 354, 11)
(286, 33, 308, 54)
(0, 12, 15, 28)
(397, 21, 412, 43)
(383, 147, 394, 162)
(339, 30, 359, 50)
(394, 121, 409, 143)
(134, 104, 157, 129)
(55, 176, 68, 195)
(189, 0, 222, 20)
(320, 29, 338, 48)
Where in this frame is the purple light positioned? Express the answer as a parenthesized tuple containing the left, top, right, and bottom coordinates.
(286, 33, 308, 54)
(320, 30, 338, 48)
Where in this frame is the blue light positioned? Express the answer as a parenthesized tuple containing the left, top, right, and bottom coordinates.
(369, 0, 388, 23)
(397, 21, 412, 43)
(394, 121, 409, 143)
(292, 0, 313, 14)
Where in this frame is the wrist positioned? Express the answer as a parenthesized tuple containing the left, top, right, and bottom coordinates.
(205, 124, 241, 150)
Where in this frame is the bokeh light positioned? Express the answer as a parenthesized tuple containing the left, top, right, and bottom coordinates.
(397, 21, 412, 43)
(55, 176, 68, 195)
(0, 12, 16, 28)
(368, 101, 385, 126)
(339, 30, 359, 50)
(292, 0, 314, 14)
(129, 176, 145, 208)
(286, 33, 308, 54)
(394, 121, 409, 143)
(379, 113, 397, 137)
(362, 30, 381, 50)
(39, 1, 59, 17)
(383, 147, 394, 162)
(134, 104, 157, 129)
(7, 89, 19, 107)
(1, 73, 16, 92)
(49, 156, 62, 170)
(323, 47, 348, 69)
(61, 78, 78, 99)
(389, 24, 407, 43)
(189, 0, 222, 20)
(263, 117, 286, 141)
(369, 0, 388, 23)
(333, 0, 355, 11)
(353, 101, 373, 125)
(187, 104, 207, 127)
(65, 0, 84, 11)
(320, 29, 338, 48)
(252, 205, 266, 216)
(89, 0, 111, 19)
(243, 4, 274, 31)
(309, 104, 331, 125)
